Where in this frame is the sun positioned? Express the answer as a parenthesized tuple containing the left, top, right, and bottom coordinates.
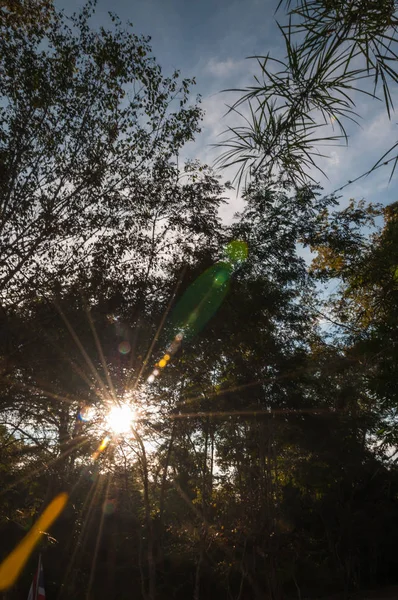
(106, 403, 136, 435)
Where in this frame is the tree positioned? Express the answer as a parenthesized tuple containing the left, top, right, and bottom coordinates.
(0, 0, 54, 31)
(0, 0, 203, 308)
(308, 198, 398, 450)
(0, 153, 227, 599)
(3, 173, 398, 600)
(3, 4, 398, 598)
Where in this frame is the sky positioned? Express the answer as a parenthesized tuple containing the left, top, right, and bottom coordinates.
(57, 0, 398, 223)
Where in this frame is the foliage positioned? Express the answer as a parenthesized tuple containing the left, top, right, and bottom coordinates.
(215, 0, 398, 190)
(2, 2, 398, 600)
(0, 0, 203, 307)
(308, 197, 398, 452)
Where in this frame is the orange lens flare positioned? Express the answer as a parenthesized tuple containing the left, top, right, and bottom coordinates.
(92, 435, 111, 461)
(0, 492, 68, 590)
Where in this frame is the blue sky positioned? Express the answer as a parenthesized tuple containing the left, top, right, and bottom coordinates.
(58, 0, 398, 222)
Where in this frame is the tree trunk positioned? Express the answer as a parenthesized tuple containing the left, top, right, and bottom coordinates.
(135, 429, 156, 600)
(158, 423, 176, 570)
(194, 418, 210, 600)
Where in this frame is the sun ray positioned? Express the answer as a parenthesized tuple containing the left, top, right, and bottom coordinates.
(0, 322, 100, 410)
(168, 477, 243, 563)
(40, 323, 99, 393)
(57, 473, 105, 600)
(169, 475, 275, 590)
(0, 375, 77, 407)
(0, 437, 90, 498)
(129, 266, 186, 391)
(169, 406, 346, 420)
(171, 478, 207, 524)
(53, 300, 109, 402)
(85, 305, 117, 403)
(170, 358, 350, 414)
(85, 475, 111, 600)
(168, 380, 261, 412)
(73, 474, 106, 552)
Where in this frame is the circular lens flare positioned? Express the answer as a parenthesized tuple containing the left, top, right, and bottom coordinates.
(106, 404, 135, 434)
(118, 340, 131, 355)
(79, 406, 96, 422)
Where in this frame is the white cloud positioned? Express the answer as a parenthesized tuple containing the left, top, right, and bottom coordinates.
(187, 41, 398, 223)
(329, 151, 340, 167)
(205, 57, 246, 78)
(302, 87, 398, 206)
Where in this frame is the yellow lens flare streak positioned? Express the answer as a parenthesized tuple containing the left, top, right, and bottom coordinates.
(0, 492, 68, 590)
(91, 435, 111, 461)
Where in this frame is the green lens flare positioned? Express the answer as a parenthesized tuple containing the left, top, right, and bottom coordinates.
(118, 340, 131, 355)
(225, 240, 248, 265)
(168, 262, 233, 342)
(163, 240, 248, 346)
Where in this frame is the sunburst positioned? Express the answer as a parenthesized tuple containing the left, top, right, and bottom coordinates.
(105, 403, 136, 435)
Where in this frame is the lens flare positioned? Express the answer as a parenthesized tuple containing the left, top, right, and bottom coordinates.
(103, 499, 117, 515)
(167, 262, 232, 343)
(79, 405, 95, 422)
(225, 240, 248, 266)
(106, 404, 135, 434)
(92, 435, 111, 461)
(146, 241, 248, 385)
(0, 493, 68, 590)
(118, 340, 131, 354)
